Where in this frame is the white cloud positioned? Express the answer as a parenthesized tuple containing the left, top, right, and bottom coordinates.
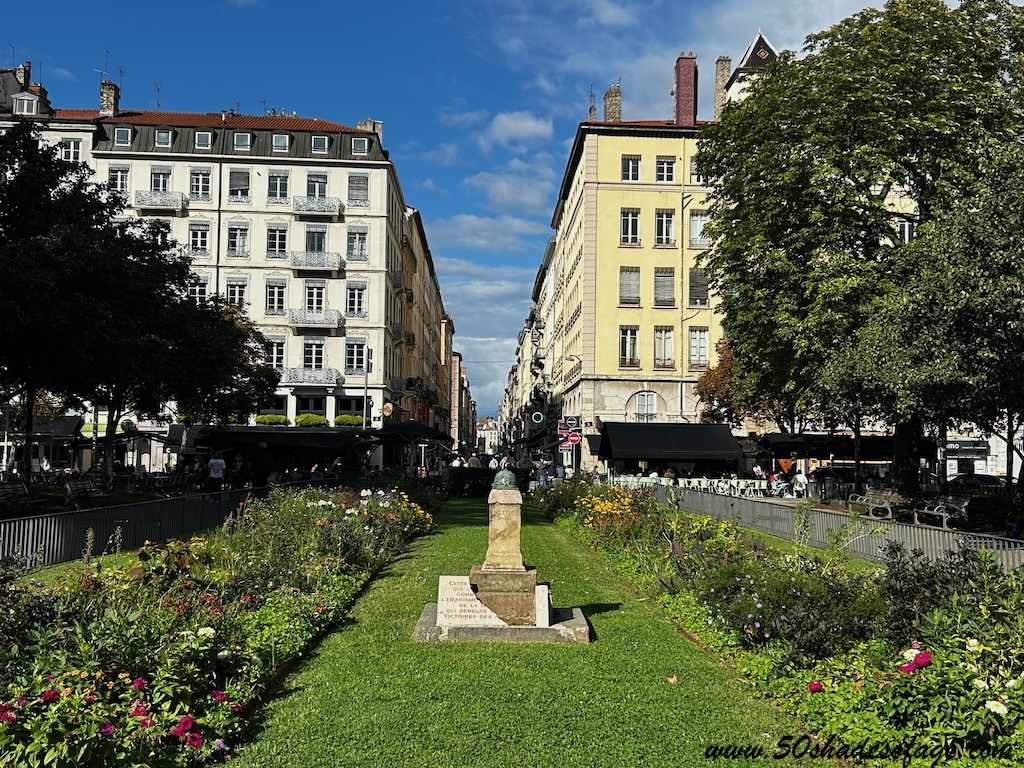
(476, 111, 553, 151)
(576, 0, 639, 28)
(463, 158, 558, 216)
(439, 108, 489, 127)
(427, 213, 549, 253)
(420, 142, 460, 166)
(435, 256, 535, 282)
(227, 0, 260, 6)
(420, 178, 440, 192)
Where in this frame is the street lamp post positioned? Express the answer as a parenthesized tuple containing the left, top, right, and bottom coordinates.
(362, 347, 374, 429)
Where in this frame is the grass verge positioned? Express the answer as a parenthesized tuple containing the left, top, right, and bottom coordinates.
(230, 498, 834, 768)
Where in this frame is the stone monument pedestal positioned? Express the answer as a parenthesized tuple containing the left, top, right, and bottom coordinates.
(413, 470, 590, 644)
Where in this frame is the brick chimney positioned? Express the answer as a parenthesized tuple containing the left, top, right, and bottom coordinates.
(356, 117, 383, 143)
(14, 61, 31, 89)
(99, 80, 120, 117)
(603, 84, 621, 122)
(673, 52, 698, 127)
(29, 83, 48, 102)
(714, 56, 731, 120)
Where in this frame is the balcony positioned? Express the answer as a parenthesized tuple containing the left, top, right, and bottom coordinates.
(289, 251, 343, 271)
(403, 287, 414, 304)
(389, 376, 405, 392)
(293, 196, 343, 216)
(282, 367, 342, 385)
(619, 357, 640, 369)
(288, 308, 344, 329)
(391, 272, 405, 289)
(135, 190, 187, 214)
(391, 321, 404, 339)
(404, 331, 416, 347)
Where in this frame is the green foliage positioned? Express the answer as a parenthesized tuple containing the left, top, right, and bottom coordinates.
(254, 414, 289, 426)
(333, 414, 364, 427)
(294, 413, 329, 427)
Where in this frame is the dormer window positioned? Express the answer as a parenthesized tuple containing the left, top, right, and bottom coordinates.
(234, 132, 251, 151)
(195, 131, 212, 150)
(113, 127, 132, 147)
(12, 95, 38, 115)
(352, 137, 368, 155)
(311, 135, 328, 154)
(155, 129, 172, 148)
(272, 134, 290, 152)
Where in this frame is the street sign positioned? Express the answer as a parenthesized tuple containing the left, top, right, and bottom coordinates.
(567, 432, 582, 445)
(563, 416, 581, 430)
(559, 442, 573, 452)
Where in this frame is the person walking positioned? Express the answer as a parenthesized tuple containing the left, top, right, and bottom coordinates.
(207, 451, 227, 493)
(792, 468, 808, 499)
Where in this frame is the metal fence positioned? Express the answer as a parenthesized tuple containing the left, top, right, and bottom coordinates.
(0, 481, 327, 569)
(612, 478, 1024, 573)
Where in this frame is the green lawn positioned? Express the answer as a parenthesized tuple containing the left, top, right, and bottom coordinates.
(230, 498, 832, 768)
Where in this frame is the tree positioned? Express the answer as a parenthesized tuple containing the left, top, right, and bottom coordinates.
(696, 0, 1024, 494)
(0, 123, 280, 484)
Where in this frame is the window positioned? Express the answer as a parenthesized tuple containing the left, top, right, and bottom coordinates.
(654, 267, 675, 307)
(297, 396, 326, 414)
(688, 326, 709, 369)
(187, 277, 208, 302)
(150, 168, 171, 193)
(346, 341, 367, 372)
(897, 219, 917, 244)
(307, 173, 327, 198)
(312, 135, 329, 153)
(266, 224, 288, 258)
(268, 171, 289, 203)
(346, 281, 366, 317)
(108, 166, 129, 194)
(60, 139, 82, 162)
(188, 221, 210, 255)
(619, 326, 640, 368)
(305, 282, 325, 313)
(688, 267, 709, 307)
(655, 210, 675, 246)
(272, 133, 290, 152)
(618, 266, 640, 306)
(621, 154, 640, 181)
(226, 278, 247, 307)
(189, 168, 211, 201)
(689, 211, 710, 247)
(233, 132, 251, 151)
(689, 157, 703, 184)
(228, 169, 250, 201)
(227, 223, 249, 257)
(195, 131, 212, 150)
(113, 127, 131, 146)
(305, 225, 327, 253)
(348, 174, 369, 206)
(12, 95, 37, 115)
(266, 281, 287, 315)
(264, 337, 285, 368)
(352, 137, 368, 155)
(654, 327, 675, 369)
(636, 392, 657, 423)
(347, 226, 369, 259)
(620, 208, 640, 245)
(303, 339, 325, 370)
(155, 129, 172, 148)
(656, 156, 675, 182)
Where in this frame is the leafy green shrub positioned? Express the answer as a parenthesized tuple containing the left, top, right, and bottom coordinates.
(333, 414, 364, 427)
(294, 413, 329, 427)
(254, 414, 289, 426)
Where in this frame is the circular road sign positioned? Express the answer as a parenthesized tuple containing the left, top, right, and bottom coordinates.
(567, 432, 582, 445)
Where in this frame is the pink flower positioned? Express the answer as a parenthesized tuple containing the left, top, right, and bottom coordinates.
(15, 697, 26, 707)
(40, 689, 60, 703)
(83, 694, 97, 703)
(914, 651, 932, 668)
(231, 703, 244, 714)
(0, 711, 16, 723)
(807, 681, 823, 693)
(131, 677, 148, 691)
(170, 714, 196, 738)
(212, 690, 229, 703)
(130, 704, 148, 717)
(187, 732, 204, 749)
(138, 718, 156, 728)
(898, 662, 917, 674)
(911, 640, 921, 649)
(100, 723, 115, 736)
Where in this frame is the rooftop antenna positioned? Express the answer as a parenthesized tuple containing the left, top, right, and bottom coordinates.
(234, 100, 240, 114)
(8, 43, 14, 69)
(118, 66, 124, 89)
(154, 81, 161, 110)
(260, 99, 266, 115)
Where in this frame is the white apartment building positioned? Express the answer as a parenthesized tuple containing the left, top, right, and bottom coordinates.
(1, 63, 452, 434)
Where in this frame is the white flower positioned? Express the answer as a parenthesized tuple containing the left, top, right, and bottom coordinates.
(985, 700, 1008, 715)
(1006, 678, 1018, 689)
(317, 499, 335, 508)
(376, 489, 385, 497)
(360, 488, 372, 497)
(197, 627, 217, 640)
(967, 638, 982, 653)
(217, 649, 232, 660)
(345, 508, 358, 516)
(902, 648, 919, 662)
(975, 679, 990, 690)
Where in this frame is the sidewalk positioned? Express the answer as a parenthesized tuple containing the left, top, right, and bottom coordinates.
(230, 499, 830, 768)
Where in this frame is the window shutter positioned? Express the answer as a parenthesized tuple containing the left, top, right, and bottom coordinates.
(689, 267, 709, 306)
(654, 268, 674, 306)
(619, 267, 640, 305)
(349, 174, 369, 199)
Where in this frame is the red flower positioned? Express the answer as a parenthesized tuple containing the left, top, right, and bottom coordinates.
(807, 681, 823, 693)
(187, 732, 204, 749)
(138, 718, 156, 728)
(898, 662, 917, 674)
(132, 677, 148, 690)
(211, 691, 229, 703)
(40, 689, 60, 703)
(170, 714, 196, 737)
(0, 711, 16, 723)
(231, 702, 244, 714)
(130, 703, 148, 717)
(913, 651, 932, 668)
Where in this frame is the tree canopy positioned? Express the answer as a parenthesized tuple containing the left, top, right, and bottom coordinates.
(695, 0, 1024, 493)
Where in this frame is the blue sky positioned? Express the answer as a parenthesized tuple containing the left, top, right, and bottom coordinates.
(6, 0, 876, 417)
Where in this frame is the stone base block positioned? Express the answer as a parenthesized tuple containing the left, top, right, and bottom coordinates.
(469, 565, 536, 593)
(475, 591, 536, 626)
(413, 604, 591, 644)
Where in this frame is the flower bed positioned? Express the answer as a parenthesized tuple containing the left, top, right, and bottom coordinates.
(0, 486, 432, 766)
(537, 483, 1023, 766)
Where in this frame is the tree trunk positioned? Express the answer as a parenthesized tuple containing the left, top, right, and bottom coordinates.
(891, 417, 923, 497)
(101, 393, 123, 491)
(852, 415, 863, 494)
(21, 388, 36, 486)
(1007, 412, 1015, 498)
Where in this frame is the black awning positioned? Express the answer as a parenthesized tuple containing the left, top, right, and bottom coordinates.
(194, 426, 367, 452)
(33, 415, 85, 438)
(586, 434, 603, 456)
(598, 423, 743, 461)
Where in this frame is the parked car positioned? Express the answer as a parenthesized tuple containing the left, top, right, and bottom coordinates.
(946, 473, 1006, 492)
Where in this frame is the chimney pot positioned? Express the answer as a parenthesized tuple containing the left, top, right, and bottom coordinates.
(673, 53, 698, 127)
(99, 80, 120, 117)
(603, 84, 622, 122)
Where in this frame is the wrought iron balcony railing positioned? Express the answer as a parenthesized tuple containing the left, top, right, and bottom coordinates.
(135, 191, 187, 211)
(293, 196, 343, 215)
(289, 251, 343, 270)
(288, 308, 343, 328)
(282, 367, 342, 384)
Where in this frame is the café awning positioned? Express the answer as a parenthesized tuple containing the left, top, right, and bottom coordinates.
(597, 423, 743, 461)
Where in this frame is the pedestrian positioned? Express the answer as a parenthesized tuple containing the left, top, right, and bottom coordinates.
(487, 456, 500, 470)
(467, 453, 482, 468)
(207, 451, 226, 493)
(792, 468, 808, 499)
